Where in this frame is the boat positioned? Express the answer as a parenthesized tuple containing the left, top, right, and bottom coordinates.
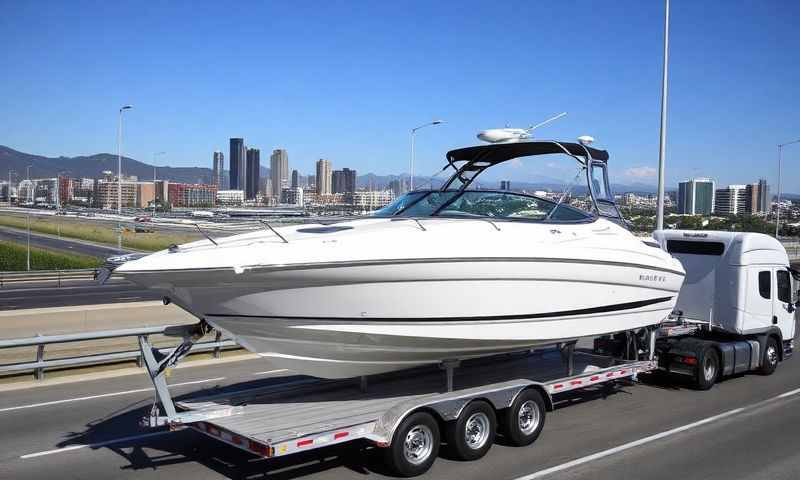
(104, 139, 685, 378)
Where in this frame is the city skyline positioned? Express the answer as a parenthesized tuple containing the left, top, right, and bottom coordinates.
(1, 2, 798, 193)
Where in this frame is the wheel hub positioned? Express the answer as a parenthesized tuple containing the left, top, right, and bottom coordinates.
(518, 400, 540, 435)
(404, 425, 433, 465)
(464, 412, 490, 449)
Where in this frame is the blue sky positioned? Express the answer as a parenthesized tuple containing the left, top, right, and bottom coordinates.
(1, 0, 798, 191)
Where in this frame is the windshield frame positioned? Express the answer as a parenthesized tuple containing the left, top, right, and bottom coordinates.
(376, 189, 597, 225)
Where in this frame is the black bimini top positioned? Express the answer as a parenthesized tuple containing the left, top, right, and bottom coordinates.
(446, 141, 609, 167)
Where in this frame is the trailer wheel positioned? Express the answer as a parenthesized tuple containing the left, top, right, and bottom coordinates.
(445, 400, 496, 460)
(759, 337, 779, 376)
(501, 389, 546, 446)
(384, 411, 440, 477)
(693, 347, 718, 390)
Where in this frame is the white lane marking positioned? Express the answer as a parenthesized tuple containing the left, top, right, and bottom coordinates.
(514, 387, 800, 480)
(252, 369, 289, 375)
(20, 431, 169, 459)
(0, 377, 225, 413)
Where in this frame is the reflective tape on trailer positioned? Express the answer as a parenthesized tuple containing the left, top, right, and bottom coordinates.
(271, 423, 374, 457)
(545, 361, 656, 395)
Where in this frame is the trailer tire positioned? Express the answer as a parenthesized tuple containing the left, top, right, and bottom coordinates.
(693, 347, 718, 390)
(759, 337, 779, 376)
(384, 411, 440, 477)
(501, 389, 546, 447)
(445, 400, 496, 461)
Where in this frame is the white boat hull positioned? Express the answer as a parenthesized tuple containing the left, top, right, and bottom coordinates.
(127, 257, 683, 378)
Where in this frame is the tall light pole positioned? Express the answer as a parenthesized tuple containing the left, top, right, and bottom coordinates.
(152, 151, 165, 217)
(776, 139, 800, 237)
(117, 105, 133, 215)
(6, 170, 14, 206)
(655, 0, 670, 232)
(410, 120, 444, 191)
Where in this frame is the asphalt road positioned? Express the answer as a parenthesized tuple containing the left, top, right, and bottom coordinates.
(0, 225, 133, 258)
(0, 279, 160, 310)
(1, 335, 799, 479)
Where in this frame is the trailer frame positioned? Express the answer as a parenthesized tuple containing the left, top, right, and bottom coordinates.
(138, 322, 658, 465)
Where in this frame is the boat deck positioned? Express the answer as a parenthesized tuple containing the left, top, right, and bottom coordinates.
(173, 349, 634, 452)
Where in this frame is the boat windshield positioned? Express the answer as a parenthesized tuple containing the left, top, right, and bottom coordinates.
(373, 190, 592, 222)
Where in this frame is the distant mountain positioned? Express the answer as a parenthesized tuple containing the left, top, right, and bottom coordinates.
(0, 145, 214, 184)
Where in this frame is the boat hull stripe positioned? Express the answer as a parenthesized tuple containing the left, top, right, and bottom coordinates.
(206, 296, 674, 323)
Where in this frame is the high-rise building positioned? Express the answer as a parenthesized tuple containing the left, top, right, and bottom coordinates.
(757, 178, 769, 213)
(270, 149, 289, 198)
(714, 185, 747, 215)
(500, 180, 511, 191)
(678, 178, 715, 215)
(316, 159, 332, 195)
(229, 138, 246, 190)
(212, 151, 224, 187)
(389, 178, 408, 197)
(332, 168, 357, 194)
(291, 169, 299, 188)
(245, 148, 260, 200)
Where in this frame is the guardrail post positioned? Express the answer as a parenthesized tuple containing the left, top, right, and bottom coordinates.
(213, 331, 222, 359)
(57, 270, 62, 288)
(35, 339, 45, 380)
(137, 335, 147, 368)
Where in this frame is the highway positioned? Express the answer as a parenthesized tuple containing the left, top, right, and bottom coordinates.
(0, 225, 134, 258)
(0, 329, 798, 479)
(0, 280, 160, 311)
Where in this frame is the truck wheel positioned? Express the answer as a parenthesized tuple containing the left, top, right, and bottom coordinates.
(693, 347, 718, 390)
(759, 337, 779, 376)
(384, 411, 440, 477)
(501, 389, 546, 446)
(445, 400, 496, 460)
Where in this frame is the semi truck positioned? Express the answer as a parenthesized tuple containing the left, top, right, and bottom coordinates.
(135, 229, 797, 476)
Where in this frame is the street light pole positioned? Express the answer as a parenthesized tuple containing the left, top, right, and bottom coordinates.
(776, 139, 800, 237)
(26, 214, 31, 271)
(410, 120, 444, 191)
(655, 0, 670, 232)
(117, 105, 133, 215)
(152, 151, 165, 217)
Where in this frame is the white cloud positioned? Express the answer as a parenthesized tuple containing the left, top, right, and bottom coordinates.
(624, 166, 657, 179)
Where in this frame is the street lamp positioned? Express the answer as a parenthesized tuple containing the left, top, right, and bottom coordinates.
(117, 105, 132, 252)
(6, 170, 15, 206)
(117, 105, 133, 215)
(655, 0, 670, 232)
(152, 151, 165, 217)
(410, 120, 444, 191)
(776, 139, 800, 237)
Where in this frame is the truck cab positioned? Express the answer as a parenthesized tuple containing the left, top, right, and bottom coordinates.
(652, 230, 798, 388)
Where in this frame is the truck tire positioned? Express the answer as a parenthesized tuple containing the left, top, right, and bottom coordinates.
(693, 347, 718, 390)
(501, 389, 546, 446)
(445, 400, 496, 461)
(759, 337, 779, 376)
(384, 411, 440, 477)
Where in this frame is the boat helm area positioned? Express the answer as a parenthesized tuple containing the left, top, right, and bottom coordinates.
(374, 140, 627, 226)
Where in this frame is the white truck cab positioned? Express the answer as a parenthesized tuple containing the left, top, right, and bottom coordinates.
(652, 230, 798, 389)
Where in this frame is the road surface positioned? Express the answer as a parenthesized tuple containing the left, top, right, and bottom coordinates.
(0, 225, 133, 258)
(0, 280, 160, 311)
(0, 332, 798, 479)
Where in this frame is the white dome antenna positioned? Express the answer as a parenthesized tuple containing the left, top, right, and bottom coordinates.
(577, 135, 595, 146)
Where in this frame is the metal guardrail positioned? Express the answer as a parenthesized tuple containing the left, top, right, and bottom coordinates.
(0, 325, 237, 380)
(0, 268, 98, 288)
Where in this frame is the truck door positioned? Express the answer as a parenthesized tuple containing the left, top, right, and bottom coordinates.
(743, 267, 774, 332)
(774, 268, 796, 340)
